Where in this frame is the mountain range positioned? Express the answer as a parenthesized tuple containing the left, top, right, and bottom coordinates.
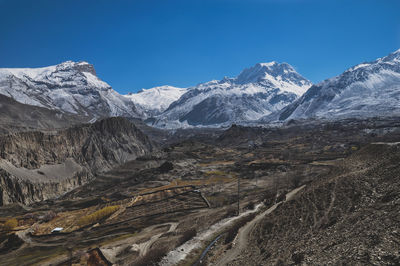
(0, 48, 399, 128)
(151, 62, 311, 128)
(270, 48, 400, 122)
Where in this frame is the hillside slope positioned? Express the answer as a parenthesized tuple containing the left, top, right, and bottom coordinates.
(0, 94, 87, 135)
(231, 143, 400, 265)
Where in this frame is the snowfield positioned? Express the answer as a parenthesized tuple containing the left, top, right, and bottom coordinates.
(124, 85, 187, 117)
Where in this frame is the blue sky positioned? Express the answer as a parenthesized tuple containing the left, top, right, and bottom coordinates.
(1, 0, 399, 94)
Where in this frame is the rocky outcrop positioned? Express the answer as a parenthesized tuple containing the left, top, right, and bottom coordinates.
(0, 117, 156, 206)
(0, 169, 91, 206)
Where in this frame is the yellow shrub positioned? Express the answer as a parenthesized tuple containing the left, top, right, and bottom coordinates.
(4, 218, 18, 231)
(205, 170, 226, 176)
(77, 205, 120, 226)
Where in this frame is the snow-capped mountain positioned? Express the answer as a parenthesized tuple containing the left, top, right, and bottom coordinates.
(124, 85, 187, 117)
(151, 62, 312, 128)
(0, 61, 140, 119)
(268, 48, 400, 122)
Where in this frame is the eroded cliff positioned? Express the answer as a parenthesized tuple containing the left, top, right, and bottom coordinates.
(0, 117, 156, 206)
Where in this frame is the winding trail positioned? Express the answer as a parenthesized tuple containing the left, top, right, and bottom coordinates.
(135, 222, 178, 256)
(100, 222, 178, 263)
(160, 204, 264, 266)
(216, 185, 306, 265)
(160, 186, 305, 266)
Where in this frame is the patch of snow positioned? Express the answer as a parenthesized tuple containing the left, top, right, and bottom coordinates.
(125, 85, 187, 113)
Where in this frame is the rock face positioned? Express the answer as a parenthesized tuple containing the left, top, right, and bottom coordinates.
(0, 117, 156, 205)
(0, 169, 91, 206)
(269, 48, 400, 122)
(0, 61, 140, 119)
(151, 62, 311, 128)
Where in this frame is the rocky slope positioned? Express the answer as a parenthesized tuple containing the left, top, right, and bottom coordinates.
(267, 48, 400, 122)
(124, 85, 187, 117)
(0, 61, 140, 119)
(0, 117, 156, 205)
(231, 142, 400, 265)
(0, 94, 87, 135)
(151, 62, 311, 128)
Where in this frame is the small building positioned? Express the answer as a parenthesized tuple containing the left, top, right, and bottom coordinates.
(51, 227, 63, 234)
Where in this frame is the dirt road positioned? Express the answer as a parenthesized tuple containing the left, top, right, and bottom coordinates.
(160, 204, 264, 266)
(216, 185, 306, 265)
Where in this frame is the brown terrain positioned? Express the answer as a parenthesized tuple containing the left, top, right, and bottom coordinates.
(0, 117, 155, 206)
(0, 117, 399, 265)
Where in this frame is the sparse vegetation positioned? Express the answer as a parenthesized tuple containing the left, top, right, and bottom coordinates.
(4, 218, 18, 231)
(178, 228, 197, 246)
(3, 117, 400, 265)
(41, 211, 57, 222)
(138, 176, 234, 195)
(205, 170, 226, 176)
(77, 205, 120, 226)
(246, 201, 255, 210)
(225, 207, 237, 218)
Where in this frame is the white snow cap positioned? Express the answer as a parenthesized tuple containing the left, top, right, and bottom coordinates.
(0, 61, 139, 118)
(235, 61, 311, 95)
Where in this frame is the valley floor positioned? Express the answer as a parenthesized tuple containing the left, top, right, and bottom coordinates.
(1, 118, 400, 265)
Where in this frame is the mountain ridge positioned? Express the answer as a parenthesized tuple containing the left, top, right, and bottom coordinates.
(261, 48, 400, 123)
(151, 61, 312, 128)
(0, 61, 140, 119)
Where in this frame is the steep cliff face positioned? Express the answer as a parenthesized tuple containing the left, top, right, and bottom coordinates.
(0, 117, 156, 205)
(0, 169, 91, 206)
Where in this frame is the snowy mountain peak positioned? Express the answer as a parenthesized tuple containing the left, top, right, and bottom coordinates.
(0, 61, 139, 118)
(380, 48, 400, 63)
(236, 61, 278, 84)
(391, 48, 400, 55)
(52, 61, 97, 76)
(151, 62, 312, 128)
(271, 47, 400, 122)
(0, 61, 98, 81)
(235, 62, 311, 95)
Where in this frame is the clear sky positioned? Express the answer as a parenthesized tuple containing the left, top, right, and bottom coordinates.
(1, 0, 400, 94)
